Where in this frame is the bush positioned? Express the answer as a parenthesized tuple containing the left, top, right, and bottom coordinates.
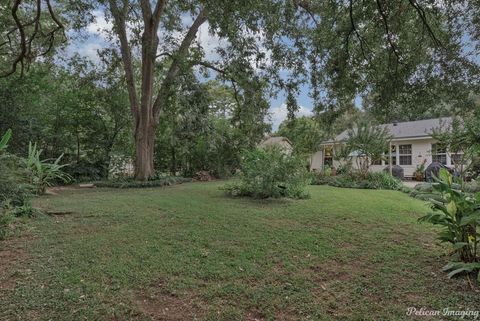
(0, 154, 33, 207)
(92, 176, 191, 188)
(223, 147, 310, 199)
(311, 171, 403, 191)
(66, 159, 105, 182)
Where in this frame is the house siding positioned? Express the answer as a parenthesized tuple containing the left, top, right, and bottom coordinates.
(311, 138, 443, 177)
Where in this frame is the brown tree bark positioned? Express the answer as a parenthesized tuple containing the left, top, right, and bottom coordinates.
(107, 0, 206, 180)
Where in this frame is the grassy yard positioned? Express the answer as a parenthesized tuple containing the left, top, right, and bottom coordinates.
(1, 182, 478, 320)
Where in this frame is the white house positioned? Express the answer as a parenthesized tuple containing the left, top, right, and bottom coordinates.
(310, 117, 458, 178)
(258, 136, 294, 155)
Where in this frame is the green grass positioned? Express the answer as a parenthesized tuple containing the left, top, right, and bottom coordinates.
(1, 182, 478, 320)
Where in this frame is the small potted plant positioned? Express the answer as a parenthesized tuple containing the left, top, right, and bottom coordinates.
(414, 159, 426, 181)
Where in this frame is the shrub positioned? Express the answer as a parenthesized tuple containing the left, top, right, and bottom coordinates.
(311, 171, 402, 191)
(0, 130, 34, 239)
(66, 159, 105, 182)
(92, 176, 191, 188)
(0, 154, 33, 207)
(223, 147, 310, 199)
(418, 169, 480, 282)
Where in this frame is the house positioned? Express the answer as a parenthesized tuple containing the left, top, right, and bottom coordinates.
(310, 117, 457, 178)
(258, 136, 294, 154)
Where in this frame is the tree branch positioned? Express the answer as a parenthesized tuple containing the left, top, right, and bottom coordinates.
(1, 0, 66, 77)
(108, 0, 138, 117)
(407, 0, 443, 47)
(152, 9, 208, 119)
(376, 0, 403, 65)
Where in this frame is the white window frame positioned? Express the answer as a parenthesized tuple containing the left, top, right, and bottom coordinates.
(431, 143, 447, 165)
(399, 144, 412, 166)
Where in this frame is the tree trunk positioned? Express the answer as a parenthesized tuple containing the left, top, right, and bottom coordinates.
(170, 145, 177, 176)
(134, 121, 156, 180)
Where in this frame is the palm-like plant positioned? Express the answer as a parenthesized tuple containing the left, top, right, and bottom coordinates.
(25, 142, 71, 194)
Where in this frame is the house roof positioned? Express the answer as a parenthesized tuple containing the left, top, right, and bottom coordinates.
(258, 136, 293, 148)
(323, 117, 453, 144)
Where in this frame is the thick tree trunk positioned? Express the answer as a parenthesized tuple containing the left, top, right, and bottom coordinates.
(134, 121, 156, 180)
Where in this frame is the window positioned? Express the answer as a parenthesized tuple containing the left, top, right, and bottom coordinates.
(384, 145, 396, 165)
(399, 144, 412, 165)
(431, 144, 447, 165)
(324, 147, 333, 168)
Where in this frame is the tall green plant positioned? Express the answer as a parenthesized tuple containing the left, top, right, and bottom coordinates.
(25, 142, 71, 194)
(419, 169, 480, 281)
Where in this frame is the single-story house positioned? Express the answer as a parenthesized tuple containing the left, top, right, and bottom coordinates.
(258, 136, 294, 154)
(310, 117, 457, 178)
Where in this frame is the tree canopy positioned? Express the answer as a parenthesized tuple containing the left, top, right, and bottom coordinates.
(1, 0, 479, 179)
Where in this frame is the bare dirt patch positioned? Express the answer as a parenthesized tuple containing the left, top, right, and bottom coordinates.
(0, 238, 29, 291)
(135, 278, 205, 321)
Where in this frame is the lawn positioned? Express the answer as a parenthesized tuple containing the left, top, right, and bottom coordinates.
(1, 182, 477, 320)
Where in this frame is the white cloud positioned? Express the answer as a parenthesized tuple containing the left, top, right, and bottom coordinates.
(196, 22, 225, 61)
(76, 42, 102, 62)
(268, 103, 313, 131)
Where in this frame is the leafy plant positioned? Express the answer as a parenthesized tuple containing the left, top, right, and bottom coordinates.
(418, 169, 480, 282)
(413, 159, 427, 181)
(223, 147, 310, 199)
(25, 142, 71, 194)
(0, 129, 12, 153)
(339, 119, 392, 177)
(311, 171, 402, 191)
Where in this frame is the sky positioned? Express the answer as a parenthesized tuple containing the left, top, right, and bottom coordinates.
(68, 10, 314, 131)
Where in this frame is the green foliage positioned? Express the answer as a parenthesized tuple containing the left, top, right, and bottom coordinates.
(155, 79, 269, 178)
(0, 129, 12, 152)
(411, 181, 480, 200)
(223, 147, 310, 199)
(312, 171, 403, 191)
(92, 177, 191, 189)
(276, 117, 324, 158)
(0, 154, 32, 207)
(340, 119, 392, 176)
(0, 64, 132, 181)
(0, 209, 15, 240)
(0, 132, 34, 239)
(418, 169, 480, 281)
(432, 115, 480, 179)
(25, 142, 71, 194)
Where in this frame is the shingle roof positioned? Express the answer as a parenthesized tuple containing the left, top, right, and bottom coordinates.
(259, 136, 292, 147)
(324, 117, 453, 144)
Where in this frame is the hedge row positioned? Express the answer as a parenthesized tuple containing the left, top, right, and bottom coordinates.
(92, 177, 191, 189)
